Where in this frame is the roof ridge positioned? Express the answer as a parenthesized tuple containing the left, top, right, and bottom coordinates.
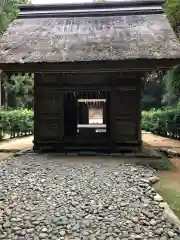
(17, 1, 164, 19)
(17, 0, 165, 12)
(18, 7, 163, 19)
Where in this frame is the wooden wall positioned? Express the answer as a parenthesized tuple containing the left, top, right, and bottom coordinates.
(33, 73, 142, 152)
(114, 77, 142, 150)
(33, 73, 64, 150)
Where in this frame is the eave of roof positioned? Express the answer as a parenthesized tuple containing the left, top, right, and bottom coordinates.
(0, 0, 179, 70)
(0, 59, 179, 73)
(1, 13, 180, 65)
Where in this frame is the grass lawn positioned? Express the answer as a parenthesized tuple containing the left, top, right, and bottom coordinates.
(154, 158, 180, 219)
(142, 132, 180, 219)
(155, 180, 180, 218)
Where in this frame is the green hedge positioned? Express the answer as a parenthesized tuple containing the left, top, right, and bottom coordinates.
(142, 108, 180, 139)
(0, 109, 33, 140)
(1, 108, 180, 141)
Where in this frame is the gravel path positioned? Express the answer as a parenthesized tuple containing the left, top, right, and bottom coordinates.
(0, 154, 179, 240)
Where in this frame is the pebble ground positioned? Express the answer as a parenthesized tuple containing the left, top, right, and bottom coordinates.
(0, 154, 180, 240)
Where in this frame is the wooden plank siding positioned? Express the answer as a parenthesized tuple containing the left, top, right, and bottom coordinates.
(33, 73, 142, 152)
(115, 77, 142, 150)
(33, 73, 64, 150)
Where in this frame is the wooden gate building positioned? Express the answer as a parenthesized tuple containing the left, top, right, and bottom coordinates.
(0, 0, 180, 152)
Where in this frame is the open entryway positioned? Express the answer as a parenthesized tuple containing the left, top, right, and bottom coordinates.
(63, 91, 109, 151)
(77, 98, 107, 133)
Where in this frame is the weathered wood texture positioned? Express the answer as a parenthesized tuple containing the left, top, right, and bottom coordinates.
(64, 93, 77, 137)
(33, 73, 142, 152)
(34, 73, 64, 150)
(115, 78, 141, 143)
(0, 59, 179, 74)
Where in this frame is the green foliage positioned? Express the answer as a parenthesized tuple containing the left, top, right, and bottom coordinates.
(142, 1, 180, 110)
(142, 71, 165, 110)
(0, 0, 31, 34)
(0, 109, 33, 140)
(0, 0, 18, 34)
(177, 101, 180, 109)
(1, 73, 34, 109)
(142, 108, 180, 138)
(15, 0, 31, 3)
(163, 65, 180, 106)
(0, 0, 33, 109)
(164, 0, 180, 31)
(143, 66, 180, 110)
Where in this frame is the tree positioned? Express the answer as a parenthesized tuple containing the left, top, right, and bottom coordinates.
(163, 65, 180, 106)
(0, 0, 17, 34)
(0, 0, 32, 110)
(142, 1, 180, 110)
(142, 71, 165, 110)
(164, 0, 180, 35)
(2, 73, 34, 109)
(0, 0, 31, 34)
(1, 0, 32, 35)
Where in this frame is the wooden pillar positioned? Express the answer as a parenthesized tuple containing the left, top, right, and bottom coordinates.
(33, 73, 38, 148)
(33, 73, 64, 151)
(103, 102, 107, 124)
(136, 77, 143, 147)
(79, 103, 89, 124)
(64, 93, 77, 137)
(108, 82, 117, 152)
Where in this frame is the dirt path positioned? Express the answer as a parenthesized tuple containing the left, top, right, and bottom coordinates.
(142, 131, 180, 154)
(0, 132, 180, 155)
(0, 152, 12, 161)
(156, 158, 180, 190)
(0, 136, 33, 161)
(142, 131, 180, 191)
(0, 136, 33, 150)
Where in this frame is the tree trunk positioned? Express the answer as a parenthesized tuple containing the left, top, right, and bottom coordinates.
(4, 87, 8, 110)
(1, 72, 9, 110)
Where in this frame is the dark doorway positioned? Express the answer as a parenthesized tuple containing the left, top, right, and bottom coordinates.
(63, 91, 108, 146)
(64, 92, 77, 138)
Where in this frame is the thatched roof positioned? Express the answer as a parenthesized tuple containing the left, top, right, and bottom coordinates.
(0, 14, 180, 63)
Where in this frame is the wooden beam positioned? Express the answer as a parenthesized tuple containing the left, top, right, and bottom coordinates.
(33, 73, 39, 144)
(78, 99, 106, 102)
(78, 124, 106, 128)
(136, 78, 143, 144)
(109, 81, 117, 152)
(38, 87, 112, 92)
(0, 59, 179, 73)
